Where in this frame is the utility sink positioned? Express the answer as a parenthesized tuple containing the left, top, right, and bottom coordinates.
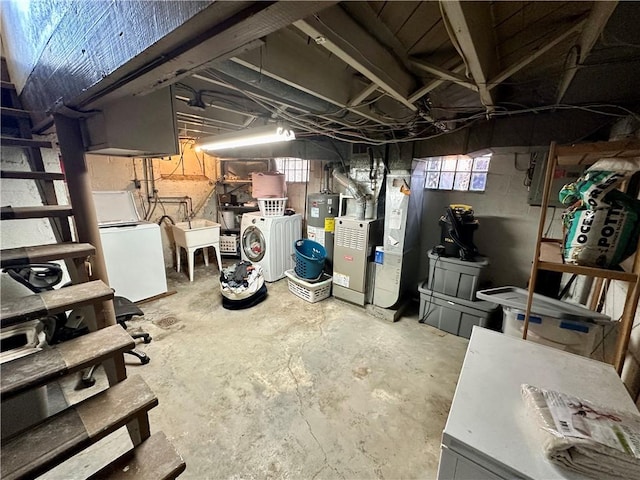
(172, 219, 220, 248)
(172, 219, 222, 282)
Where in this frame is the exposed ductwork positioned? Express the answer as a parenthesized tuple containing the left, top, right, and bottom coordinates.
(332, 168, 370, 219)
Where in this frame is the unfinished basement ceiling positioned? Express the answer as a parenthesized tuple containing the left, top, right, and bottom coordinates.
(3, 1, 639, 148)
(172, 1, 640, 146)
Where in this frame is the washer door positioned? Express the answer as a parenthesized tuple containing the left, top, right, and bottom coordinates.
(242, 225, 266, 262)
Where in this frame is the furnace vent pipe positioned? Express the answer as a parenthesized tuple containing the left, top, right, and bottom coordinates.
(332, 169, 369, 219)
(332, 169, 366, 201)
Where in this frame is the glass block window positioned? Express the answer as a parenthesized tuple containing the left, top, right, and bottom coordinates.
(274, 157, 310, 183)
(422, 154, 491, 192)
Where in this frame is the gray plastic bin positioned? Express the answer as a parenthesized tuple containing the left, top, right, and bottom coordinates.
(419, 281, 500, 339)
(427, 252, 489, 301)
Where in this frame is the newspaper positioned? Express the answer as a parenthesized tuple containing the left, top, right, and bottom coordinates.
(539, 387, 640, 458)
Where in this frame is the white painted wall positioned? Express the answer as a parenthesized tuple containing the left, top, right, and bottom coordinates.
(86, 141, 218, 267)
(86, 147, 340, 269)
(1, 144, 69, 249)
(0, 141, 73, 297)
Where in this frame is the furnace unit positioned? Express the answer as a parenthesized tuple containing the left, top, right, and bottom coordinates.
(332, 217, 383, 305)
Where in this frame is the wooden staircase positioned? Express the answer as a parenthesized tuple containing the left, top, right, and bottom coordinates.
(1, 59, 185, 478)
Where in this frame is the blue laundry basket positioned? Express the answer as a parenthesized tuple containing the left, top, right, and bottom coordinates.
(294, 239, 326, 280)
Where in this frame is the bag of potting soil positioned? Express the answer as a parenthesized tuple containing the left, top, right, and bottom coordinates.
(559, 158, 640, 209)
(559, 170, 627, 209)
(560, 158, 640, 268)
(563, 200, 640, 267)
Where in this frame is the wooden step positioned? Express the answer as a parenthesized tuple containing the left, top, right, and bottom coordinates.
(90, 432, 186, 480)
(1, 375, 158, 480)
(1, 242, 95, 267)
(1, 170, 66, 181)
(1, 325, 134, 400)
(1, 205, 72, 220)
(1, 280, 113, 329)
(1, 107, 31, 119)
(1, 80, 16, 90)
(0, 136, 52, 149)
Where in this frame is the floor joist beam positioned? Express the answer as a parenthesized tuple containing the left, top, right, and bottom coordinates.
(294, 6, 417, 111)
(231, 28, 396, 126)
(489, 19, 587, 90)
(408, 64, 466, 104)
(440, 1, 498, 111)
(556, 2, 617, 103)
(409, 58, 477, 91)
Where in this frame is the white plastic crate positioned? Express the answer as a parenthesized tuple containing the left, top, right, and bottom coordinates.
(258, 197, 287, 217)
(284, 269, 332, 303)
(219, 234, 239, 254)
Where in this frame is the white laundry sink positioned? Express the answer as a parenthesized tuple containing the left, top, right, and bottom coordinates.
(173, 219, 221, 248)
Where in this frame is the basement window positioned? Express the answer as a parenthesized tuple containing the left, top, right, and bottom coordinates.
(274, 157, 310, 183)
(424, 154, 491, 192)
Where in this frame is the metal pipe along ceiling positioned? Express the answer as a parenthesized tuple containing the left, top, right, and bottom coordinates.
(212, 60, 340, 116)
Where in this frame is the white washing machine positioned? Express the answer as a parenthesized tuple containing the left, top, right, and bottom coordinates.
(240, 212, 302, 282)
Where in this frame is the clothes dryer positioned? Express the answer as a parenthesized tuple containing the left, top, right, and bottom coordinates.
(240, 212, 302, 282)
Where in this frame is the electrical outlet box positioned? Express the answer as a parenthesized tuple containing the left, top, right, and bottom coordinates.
(528, 155, 585, 208)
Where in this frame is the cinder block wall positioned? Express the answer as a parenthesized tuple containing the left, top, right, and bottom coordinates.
(86, 141, 217, 267)
(418, 151, 563, 289)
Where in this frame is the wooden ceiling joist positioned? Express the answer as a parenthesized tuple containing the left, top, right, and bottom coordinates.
(191, 72, 381, 133)
(83, 1, 338, 109)
(294, 6, 417, 111)
(488, 19, 587, 90)
(349, 83, 379, 107)
(408, 64, 466, 104)
(440, 0, 498, 111)
(556, 1, 618, 103)
(409, 58, 478, 91)
(230, 29, 394, 126)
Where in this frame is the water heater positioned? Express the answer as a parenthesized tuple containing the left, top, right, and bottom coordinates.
(306, 193, 340, 271)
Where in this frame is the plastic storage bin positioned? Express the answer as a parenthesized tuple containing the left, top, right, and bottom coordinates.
(427, 252, 489, 301)
(418, 281, 500, 339)
(285, 269, 332, 303)
(477, 286, 612, 357)
(502, 307, 600, 356)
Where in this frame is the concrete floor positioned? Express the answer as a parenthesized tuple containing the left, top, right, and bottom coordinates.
(51, 259, 469, 479)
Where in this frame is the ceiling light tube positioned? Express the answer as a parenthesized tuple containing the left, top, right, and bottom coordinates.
(196, 123, 295, 151)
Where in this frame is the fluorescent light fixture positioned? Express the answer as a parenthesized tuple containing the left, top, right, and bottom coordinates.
(196, 124, 295, 151)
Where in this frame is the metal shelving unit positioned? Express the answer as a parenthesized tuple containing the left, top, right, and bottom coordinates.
(215, 160, 267, 257)
(524, 139, 640, 374)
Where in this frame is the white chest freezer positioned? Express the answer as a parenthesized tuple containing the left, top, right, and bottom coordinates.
(437, 327, 637, 480)
(93, 191, 167, 302)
